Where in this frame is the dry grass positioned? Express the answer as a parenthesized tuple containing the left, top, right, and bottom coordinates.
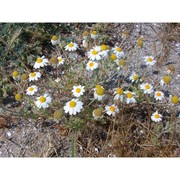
(74, 103, 179, 157)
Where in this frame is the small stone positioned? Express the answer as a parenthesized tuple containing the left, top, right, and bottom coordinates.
(94, 148, 99, 153)
(6, 131, 12, 138)
(108, 153, 116, 157)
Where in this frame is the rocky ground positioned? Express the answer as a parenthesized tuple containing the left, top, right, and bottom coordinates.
(0, 23, 180, 157)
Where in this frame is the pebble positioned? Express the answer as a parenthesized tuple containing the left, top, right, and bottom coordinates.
(94, 148, 99, 153)
(108, 153, 116, 157)
(140, 130, 144, 134)
(176, 75, 180, 79)
(6, 131, 12, 138)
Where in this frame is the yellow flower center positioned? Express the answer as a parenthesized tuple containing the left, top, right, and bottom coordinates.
(76, 88, 81, 93)
(154, 114, 160, 119)
(133, 75, 138, 80)
(137, 37, 143, 47)
(119, 59, 126, 66)
(145, 85, 150, 90)
(96, 87, 105, 96)
(163, 76, 171, 84)
(156, 92, 161, 97)
(83, 31, 89, 36)
(171, 96, 179, 104)
(92, 31, 97, 35)
(147, 57, 152, 62)
(58, 58, 63, 62)
(109, 106, 115, 112)
(39, 96, 46, 103)
(36, 58, 43, 63)
(15, 94, 22, 101)
(116, 88, 123, 95)
(21, 73, 28, 80)
(93, 108, 103, 117)
(52, 35, 58, 41)
(12, 71, 19, 78)
(95, 85, 102, 89)
(68, 43, 74, 48)
(29, 87, 34, 91)
(116, 47, 122, 52)
(101, 45, 107, 51)
(92, 50, 98, 55)
(111, 54, 117, 60)
(69, 101, 77, 108)
(126, 92, 133, 98)
(30, 72, 36, 77)
(89, 62, 94, 67)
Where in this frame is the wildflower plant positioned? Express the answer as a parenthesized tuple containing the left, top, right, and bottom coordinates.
(5, 24, 180, 157)
(8, 26, 179, 121)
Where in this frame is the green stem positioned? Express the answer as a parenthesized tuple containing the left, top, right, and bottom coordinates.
(136, 46, 140, 74)
(86, 99, 95, 107)
(71, 137, 75, 157)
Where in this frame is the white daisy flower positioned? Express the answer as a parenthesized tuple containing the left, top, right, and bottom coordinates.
(110, 54, 119, 63)
(63, 99, 83, 115)
(26, 85, 38, 96)
(92, 108, 103, 120)
(94, 46, 101, 51)
(86, 61, 98, 71)
(91, 31, 98, 40)
(144, 56, 156, 66)
(72, 85, 85, 97)
(29, 72, 41, 81)
(116, 59, 126, 68)
(129, 72, 139, 83)
(34, 56, 48, 69)
(170, 95, 179, 105)
(105, 104, 119, 116)
(57, 56, 65, 66)
(140, 83, 153, 94)
(12, 70, 20, 80)
(113, 88, 124, 101)
(35, 94, 52, 109)
(65, 42, 78, 51)
(151, 111, 162, 122)
(87, 48, 101, 61)
(94, 85, 105, 101)
(99, 45, 109, 58)
(124, 91, 136, 104)
(154, 91, 164, 101)
(51, 35, 60, 45)
(160, 75, 171, 86)
(112, 46, 124, 58)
